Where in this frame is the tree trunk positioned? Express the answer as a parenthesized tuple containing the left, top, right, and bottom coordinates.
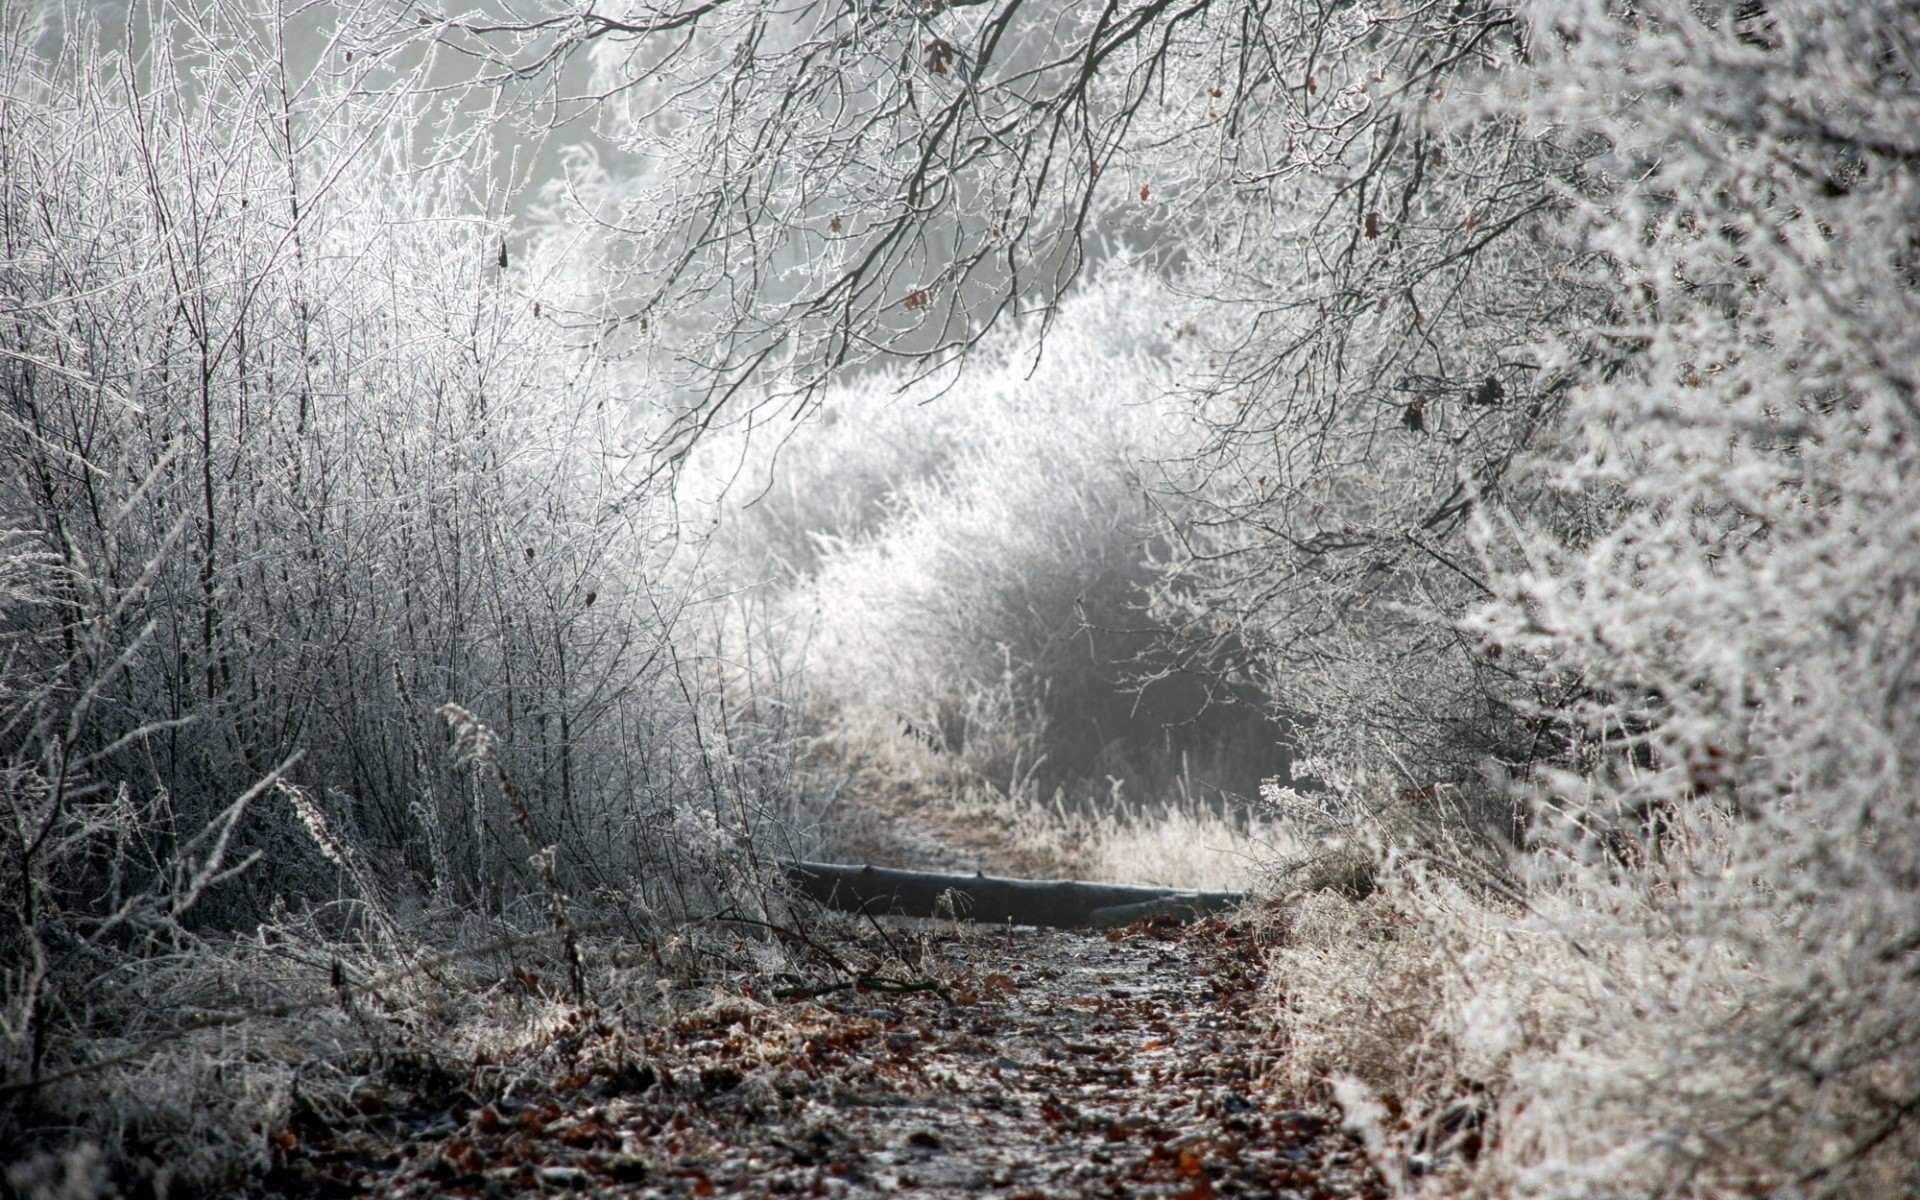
(779, 860, 1244, 930)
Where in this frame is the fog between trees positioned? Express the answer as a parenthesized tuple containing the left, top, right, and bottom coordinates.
(4, 0, 1917, 1194)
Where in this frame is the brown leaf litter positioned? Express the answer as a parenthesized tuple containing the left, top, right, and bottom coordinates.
(268, 919, 1386, 1199)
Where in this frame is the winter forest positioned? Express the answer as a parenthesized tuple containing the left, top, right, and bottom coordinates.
(3, 0, 1916, 1195)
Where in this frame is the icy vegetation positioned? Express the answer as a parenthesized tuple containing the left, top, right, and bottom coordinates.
(1, 5, 817, 1186)
(1250, 3, 1920, 1193)
(4, 0, 1917, 1195)
(685, 275, 1288, 860)
(1450, 4, 1920, 1190)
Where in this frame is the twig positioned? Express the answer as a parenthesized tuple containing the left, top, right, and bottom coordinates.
(701, 911, 855, 977)
(440, 703, 587, 1005)
(771, 977, 952, 1003)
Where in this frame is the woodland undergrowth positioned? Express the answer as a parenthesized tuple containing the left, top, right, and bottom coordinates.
(7, 2, 1918, 1198)
(0, 5, 833, 1191)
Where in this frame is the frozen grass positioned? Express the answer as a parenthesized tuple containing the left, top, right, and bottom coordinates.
(1076, 804, 1284, 893)
(970, 784, 1293, 893)
(807, 739, 1292, 893)
(0, 902, 826, 1198)
(1255, 855, 1917, 1197)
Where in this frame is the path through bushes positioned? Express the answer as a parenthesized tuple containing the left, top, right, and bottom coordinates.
(272, 919, 1385, 1199)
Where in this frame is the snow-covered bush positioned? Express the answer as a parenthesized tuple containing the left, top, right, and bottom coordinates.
(1266, 3, 1920, 1194)
(1225, 5, 1920, 1194)
(692, 276, 1287, 809)
(1, 2, 804, 1177)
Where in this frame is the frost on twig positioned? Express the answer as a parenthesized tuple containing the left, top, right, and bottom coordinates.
(438, 703, 585, 1004)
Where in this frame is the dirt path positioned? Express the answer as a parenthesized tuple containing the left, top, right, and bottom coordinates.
(273, 919, 1384, 1199)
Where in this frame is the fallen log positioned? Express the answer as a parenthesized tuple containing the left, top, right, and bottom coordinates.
(778, 860, 1244, 930)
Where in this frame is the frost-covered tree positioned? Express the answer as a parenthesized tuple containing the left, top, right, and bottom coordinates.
(1440, 1, 1920, 1191)
(427, 0, 1599, 801)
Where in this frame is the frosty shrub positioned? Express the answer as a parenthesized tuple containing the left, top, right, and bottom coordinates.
(0, 1, 809, 1177)
(689, 275, 1287, 813)
(1133, 4, 1610, 827)
(1267, 3, 1920, 1194)
(1456, 2, 1920, 1191)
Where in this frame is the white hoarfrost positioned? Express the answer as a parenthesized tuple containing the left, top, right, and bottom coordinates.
(1436, 2, 1920, 1193)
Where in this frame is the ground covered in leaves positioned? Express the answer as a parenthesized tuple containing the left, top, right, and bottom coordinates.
(270, 918, 1384, 1199)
